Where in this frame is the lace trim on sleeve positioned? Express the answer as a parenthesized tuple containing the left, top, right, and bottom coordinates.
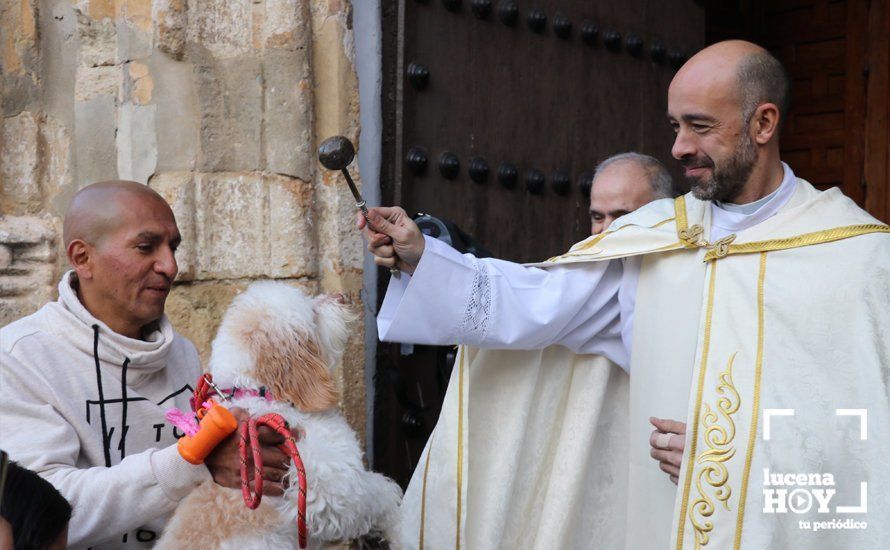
(456, 258, 491, 343)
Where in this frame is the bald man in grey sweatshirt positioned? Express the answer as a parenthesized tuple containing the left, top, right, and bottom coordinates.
(0, 182, 289, 549)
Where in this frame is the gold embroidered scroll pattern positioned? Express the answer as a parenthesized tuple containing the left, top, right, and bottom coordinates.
(689, 352, 741, 549)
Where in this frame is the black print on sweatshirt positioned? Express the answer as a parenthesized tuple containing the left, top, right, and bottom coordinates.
(85, 384, 193, 466)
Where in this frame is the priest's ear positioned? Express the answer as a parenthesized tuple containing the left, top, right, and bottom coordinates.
(67, 239, 94, 280)
(751, 102, 781, 145)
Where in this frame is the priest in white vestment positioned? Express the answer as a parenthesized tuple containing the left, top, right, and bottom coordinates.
(363, 41, 890, 550)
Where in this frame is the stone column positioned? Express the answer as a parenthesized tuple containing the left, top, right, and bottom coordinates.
(0, 0, 366, 439)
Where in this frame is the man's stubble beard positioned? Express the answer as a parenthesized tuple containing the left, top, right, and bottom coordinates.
(687, 130, 758, 202)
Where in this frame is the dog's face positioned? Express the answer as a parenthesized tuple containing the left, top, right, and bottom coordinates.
(208, 281, 356, 412)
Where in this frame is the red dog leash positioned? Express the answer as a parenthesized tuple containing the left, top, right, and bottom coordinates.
(240, 413, 308, 548)
(192, 375, 309, 548)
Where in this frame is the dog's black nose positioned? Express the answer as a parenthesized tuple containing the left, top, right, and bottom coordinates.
(318, 136, 356, 171)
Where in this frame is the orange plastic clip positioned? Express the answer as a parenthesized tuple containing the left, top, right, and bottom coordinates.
(177, 403, 238, 465)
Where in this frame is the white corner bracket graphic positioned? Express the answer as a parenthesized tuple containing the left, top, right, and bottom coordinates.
(763, 409, 795, 440)
(836, 409, 868, 441)
(836, 482, 868, 514)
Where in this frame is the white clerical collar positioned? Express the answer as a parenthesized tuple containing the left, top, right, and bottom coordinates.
(710, 162, 797, 240)
(716, 184, 780, 214)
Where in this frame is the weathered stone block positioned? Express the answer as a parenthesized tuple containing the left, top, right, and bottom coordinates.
(152, 172, 319, 281)
(314, 169, 365, 275)
(120, 0, 153, 33)
(0, 0, 40, 114)
(260, 0, 309, 51)
(74, 65, 120, 101)
(83, 0, 114, 20)
(74, 95, 119, 185)
(0, 214, 56, 245)
(40, 2, 79, 123)
(262, 50, 313, 179)
(195, 173, 269, 279)
(0, 215, 59, 326)
(116, 2, 153, 61)
(193, 172, 268, 279)
(0, 245, 13, 269)
(150, 51, 198, 171)
(186, 0, 252, 60)
(0, 112, 67, 213)
(75, 9, 117, 67)
(0, 111, 41, 214)
(195, 56, 263, 172)
(338, 325, 366, 444)
(267, 174, 317, 278)
(41, 114, 73, 202)
(116, 103, 157, 183)
(125, 62, 154, 105)
(153, 0, 187, 60)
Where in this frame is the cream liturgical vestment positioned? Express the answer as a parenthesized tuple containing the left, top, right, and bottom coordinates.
(380, 177, 890, 550)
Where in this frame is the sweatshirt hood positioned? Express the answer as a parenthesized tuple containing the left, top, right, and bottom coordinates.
(44, 271, 176, 380)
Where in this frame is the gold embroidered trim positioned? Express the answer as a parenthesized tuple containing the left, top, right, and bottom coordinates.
(690, 352, 741, 548)
(418, 430, 435, 549)
(733, 253, 768, 549)
(676, 260, 718, 549)
(703, 224, 890, 261)
(675, 195, 689, 233)
(455, 348, 466, 550)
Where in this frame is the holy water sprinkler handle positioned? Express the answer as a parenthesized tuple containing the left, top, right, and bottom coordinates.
(318, 137, 368, 214)
(318, 136, 400, 277)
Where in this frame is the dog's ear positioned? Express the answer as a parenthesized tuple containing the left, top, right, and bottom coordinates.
(312, 294, 358, 367)
(252, 328, 340, 412)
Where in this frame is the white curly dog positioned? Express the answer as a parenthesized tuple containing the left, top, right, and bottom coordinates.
(158, 281, 402, 549)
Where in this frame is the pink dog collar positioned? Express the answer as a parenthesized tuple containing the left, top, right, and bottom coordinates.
(221, 387, 277, 402)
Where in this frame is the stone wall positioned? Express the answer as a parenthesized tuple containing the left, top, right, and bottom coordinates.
(1, 0, 367, 438)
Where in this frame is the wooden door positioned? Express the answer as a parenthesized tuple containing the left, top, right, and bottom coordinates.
(718, 0, 890, 222)
(377, 0, 705, 487)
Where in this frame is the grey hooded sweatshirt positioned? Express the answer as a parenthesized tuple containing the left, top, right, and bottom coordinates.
(1, 271, 210, 548)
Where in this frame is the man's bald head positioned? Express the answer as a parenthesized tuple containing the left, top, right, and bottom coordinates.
(64, 180, 181, 339)
(63, 181, 171, 248)
(675, 40, 790, 126)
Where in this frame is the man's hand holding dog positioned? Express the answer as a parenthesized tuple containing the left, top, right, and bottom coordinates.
(204, 407, 293, 496)
(358, 206, 425, 274)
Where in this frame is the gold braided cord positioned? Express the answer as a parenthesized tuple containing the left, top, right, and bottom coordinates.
(733, 252, 768, 549)
(703, 224, 890, 261)
(418, 431, 435, 549)
(676, 260, 718, 549)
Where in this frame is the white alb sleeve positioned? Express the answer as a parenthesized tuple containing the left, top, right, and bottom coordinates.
(377, 235, 625, 365)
